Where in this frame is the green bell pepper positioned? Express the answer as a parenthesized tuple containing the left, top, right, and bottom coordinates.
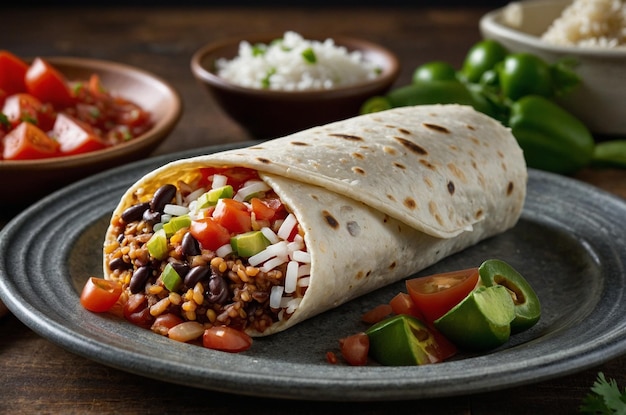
(591, 140, 626, 169)
(365, 314, 446, 366)
(508, 95, 595, 174)
(478, 259, 541, 334)
(434, 285, 515, 351)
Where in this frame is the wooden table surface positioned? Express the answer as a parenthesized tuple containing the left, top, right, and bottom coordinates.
(2, 5, 626, 414)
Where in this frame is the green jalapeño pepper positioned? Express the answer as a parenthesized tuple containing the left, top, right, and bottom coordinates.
(459, 39, 508, 84)
(434, 285, 515, 351)
(478, 259, 540, 334)
(384, 80, 496, 117)
(412, 61, 457, 83)
(508, 95, 594, 174)
(591, 140, 626, 169)
(497, 53, 554, 101)
(365, 314, 452, 365)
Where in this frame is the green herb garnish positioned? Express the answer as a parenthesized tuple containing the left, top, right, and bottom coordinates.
(261, 67, 276, 89)
(301, 47, 317, 64)
(251, 44, 267, 57)
(580, 372, 626, 414)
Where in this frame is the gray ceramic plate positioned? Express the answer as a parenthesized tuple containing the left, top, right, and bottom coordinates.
(2, 143, 626, 401)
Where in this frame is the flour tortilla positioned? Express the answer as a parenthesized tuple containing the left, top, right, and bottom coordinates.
(104, 104, 527, 336)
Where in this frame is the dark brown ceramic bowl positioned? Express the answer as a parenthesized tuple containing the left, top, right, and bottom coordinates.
(190, 33, 400, 139)
(0, 57, 182, 210)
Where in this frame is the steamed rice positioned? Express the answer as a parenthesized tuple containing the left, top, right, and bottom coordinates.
(504, 0, 626, 48)
(542, 0, 626, 47)
(216, 31, 381, 91)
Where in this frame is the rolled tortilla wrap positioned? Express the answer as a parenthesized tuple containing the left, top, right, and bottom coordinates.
(104, 104, 527, 337)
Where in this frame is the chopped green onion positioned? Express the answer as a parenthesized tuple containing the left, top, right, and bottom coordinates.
(261, 68, 276, 89)
(252, 44, 267, 56)
(301, 47, 317, 64)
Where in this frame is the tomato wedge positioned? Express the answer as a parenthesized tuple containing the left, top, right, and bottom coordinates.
(52, 113, 107, 156)
(2, 93, 56, 131)
(389, 292, 425, 320)
(0, 50, 28, 96)
(25, 57, 75, 108)
(189, 217, 231, 251)
(202, 326, 253, 353)
(406, 268, 479, 324)
(2, 121, 60, 160)
(80, 277, 122, 313)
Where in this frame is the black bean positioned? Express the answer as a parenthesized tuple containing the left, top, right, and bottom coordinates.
(129, 265, 152, 294)
(181, 232, 200, 256)
(150, 184, 177, 213)
(120, 202, 150, 223)
(171, 262, 190, 278)
(109, 257, 131, 271)
(142, 209, 161, 225)
(206, 275, 230, 305)
(184, 265, 210, 289)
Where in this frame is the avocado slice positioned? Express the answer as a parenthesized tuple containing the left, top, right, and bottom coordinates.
(478, 259, 541, 333)
(434, 285, 515, 351)
(197, 185, 234, 209)
(231, 230, 271, 257)
(365, 314, 444, 366)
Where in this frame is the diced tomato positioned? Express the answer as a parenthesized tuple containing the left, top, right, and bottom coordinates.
(406, 268, 479, 324)
(0, 50, 28, 96)
(361, 304, 393, 324)
(52, 113, 108, 156)
(25, 57, 75, 108)
(114, 100, 152, 129)
(212, 198, 252, 234)
(2, 121, 60, 160)
(389, 292, 425, 320)
(202, 326, 253, 353)
(339, 332, 370, 366)
(250, 197, 282, 221)
(2, 93, 56, 131)
(80, 277, 122, 313)
(189, 217, 231, 251)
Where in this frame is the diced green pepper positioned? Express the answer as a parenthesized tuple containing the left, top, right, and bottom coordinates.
(478, 259, 541, 334)
(162, 214, 191, 237)
(146, 228, 168, 260)
(434, 285, 515, 351)
(161, 263, 182, 291)
(365, 314, 443, 366)
(509, 95, 595, 174)
(197, 185, 234, 209)
(231, 230, 271, 257)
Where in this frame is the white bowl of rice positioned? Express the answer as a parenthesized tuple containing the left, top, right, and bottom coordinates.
(191, 31, 400, 139)
(480, 0, 626, 136)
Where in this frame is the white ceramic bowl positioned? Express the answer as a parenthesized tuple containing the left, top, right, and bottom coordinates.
(480, 0, 626, 136)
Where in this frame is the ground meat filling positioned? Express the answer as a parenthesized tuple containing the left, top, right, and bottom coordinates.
(104, 167, 310, 336)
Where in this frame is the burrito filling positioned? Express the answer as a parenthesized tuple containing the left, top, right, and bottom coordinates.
(104, 166, 310, 335)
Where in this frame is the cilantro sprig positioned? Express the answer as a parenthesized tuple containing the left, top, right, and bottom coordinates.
(580, 372, 626, 414)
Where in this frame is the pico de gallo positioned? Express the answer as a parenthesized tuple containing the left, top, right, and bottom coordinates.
(332, 259, 541, 366)
(81, 166, 311, 353)
(0, 50, 153, 160)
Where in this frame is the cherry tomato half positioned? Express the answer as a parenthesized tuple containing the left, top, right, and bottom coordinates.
(202, 326, 253, 353)
(406, 268, 479, 324)
(2, 121, 60, 160)
(25, 57, 75, 108)
(80, 277, 122, 313)
(0, 50, 29, 96)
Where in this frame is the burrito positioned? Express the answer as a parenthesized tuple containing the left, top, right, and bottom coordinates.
(103, 104, 527, 337)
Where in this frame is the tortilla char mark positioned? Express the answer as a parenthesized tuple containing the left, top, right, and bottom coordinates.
(394, 136, 427, 156)
(328, 133, 364, 141)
